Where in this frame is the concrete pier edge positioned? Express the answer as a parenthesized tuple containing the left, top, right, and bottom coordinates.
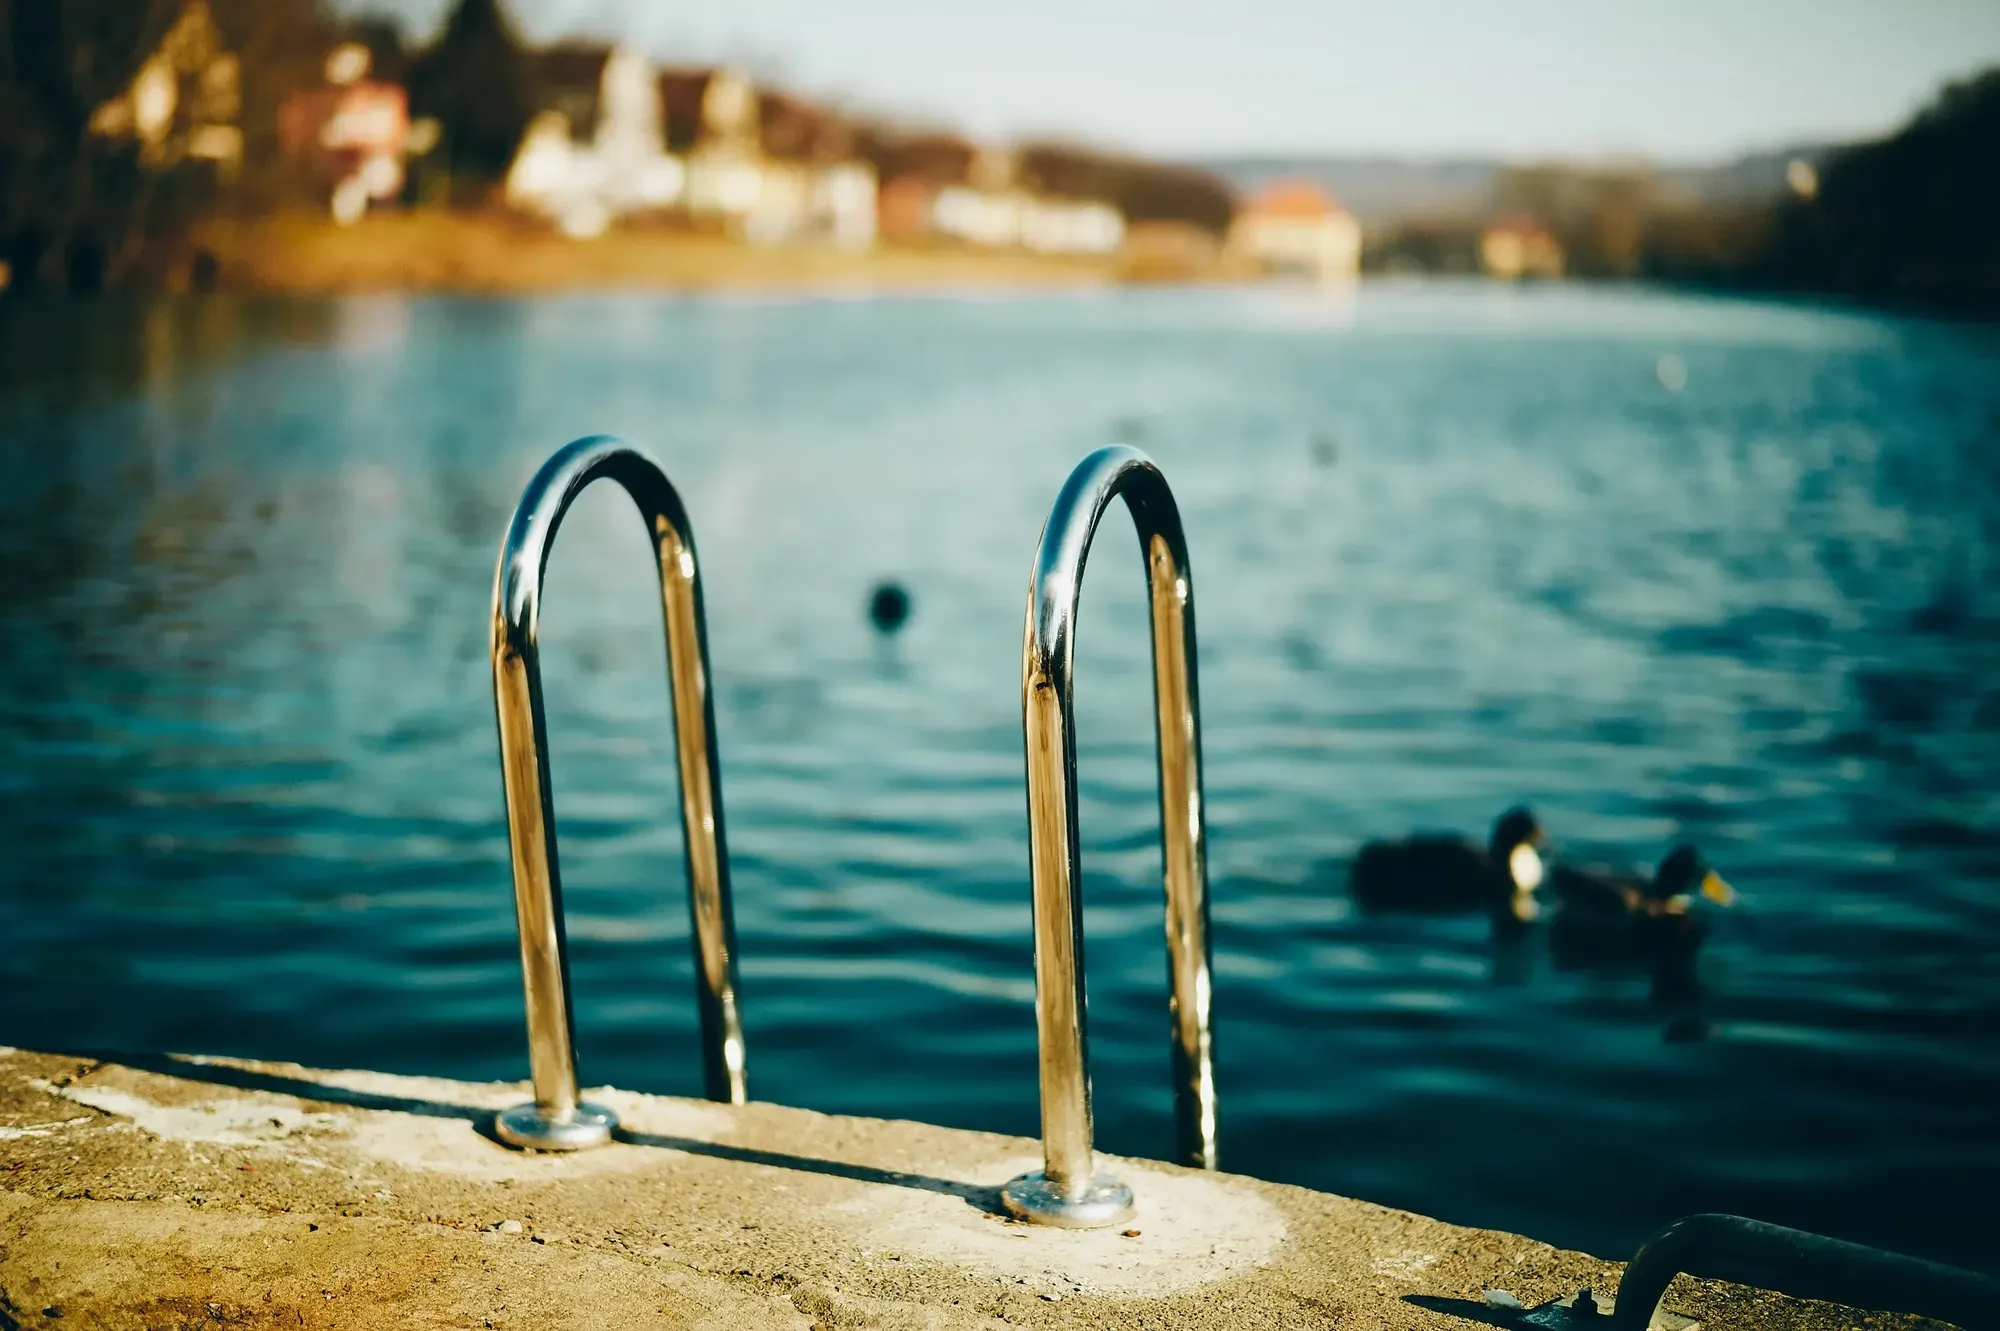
(0, 1048, 1955, 1329)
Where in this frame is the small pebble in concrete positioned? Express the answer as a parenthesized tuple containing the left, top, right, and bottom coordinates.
(1122, 1229, 1142, 1238)
(496, 1219, 523, 1234)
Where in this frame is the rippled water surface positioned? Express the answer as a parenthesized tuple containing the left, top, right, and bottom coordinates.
(4, 284, 1997, 1270)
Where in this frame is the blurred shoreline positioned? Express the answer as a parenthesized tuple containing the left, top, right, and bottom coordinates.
(3, 3, 1990, 314)
(183, 211, 1190, 295)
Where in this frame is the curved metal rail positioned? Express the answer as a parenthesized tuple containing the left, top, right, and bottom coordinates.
(489, 436, 746, 1150)
(1610, 1213, 2000, 1330)
(1001, 445, 1216, 1228)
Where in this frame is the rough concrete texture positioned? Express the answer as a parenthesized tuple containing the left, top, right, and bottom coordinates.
(0, 1047, 1958, 1330)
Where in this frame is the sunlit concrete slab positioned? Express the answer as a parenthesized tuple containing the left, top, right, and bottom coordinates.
(0, 1048, 1947, 1329)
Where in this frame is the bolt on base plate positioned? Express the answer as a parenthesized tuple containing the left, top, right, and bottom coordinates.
(493, 1101, 617, 1152)
(999, 1170, 1136, 1229)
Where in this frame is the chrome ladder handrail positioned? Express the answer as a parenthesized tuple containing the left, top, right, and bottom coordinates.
(489, 436, 747, 1151)
(1608, 1213, 2000, 1331)
(1002, 444, 1217, 1228)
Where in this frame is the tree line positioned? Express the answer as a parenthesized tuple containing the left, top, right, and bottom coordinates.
(5, 0, 1992, 315)
(1, 0, 1238, 291)
(0, 0, 543, 288)
(1371, 66, 1999, 318)
(1758, 68, 1999, 317)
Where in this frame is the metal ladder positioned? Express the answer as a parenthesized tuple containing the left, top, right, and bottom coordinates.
(482, 438, 1221, 1228)
(1002, 443, 1219, 1227)
(488, 436, 746, 1151)
(480, 439, 2000, 1331)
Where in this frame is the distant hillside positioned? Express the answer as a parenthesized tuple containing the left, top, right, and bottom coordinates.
(1669, 144, 1836, 204)
(1192, 145, 1836, 224)
(1190, 157, 1497, 224)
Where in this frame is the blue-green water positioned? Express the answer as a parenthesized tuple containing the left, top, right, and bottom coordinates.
(3, 283, 1997, 1270)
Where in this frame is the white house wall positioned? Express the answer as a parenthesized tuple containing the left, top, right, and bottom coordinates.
(505, 50, 879, 248)
(934, 188, 1125, 255)
(504, 44, 687, 237)
(816, 163, 878, 250)
(1235, 214, 1361, 281)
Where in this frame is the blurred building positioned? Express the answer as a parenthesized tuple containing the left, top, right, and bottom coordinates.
(1479, 216, 1565, 280)
(748, 90, 877, 248)
(930, 146, 1023, 247)
(280, 44, 411, 226)
(871, 134, 978, 244)
(506, 44, 685, 238)
(876, 176, 935, 245)
(928, 147, 1125, 255)
(509, 63, 880, 246)
(85, 0, 243, 177)
(659, 67, 764, 227)
(1228, 180, 1360, 282)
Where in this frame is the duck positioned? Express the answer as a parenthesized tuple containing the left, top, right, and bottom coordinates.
(1548, 844, 1736, 975)
(1350, 806, 1547, 931)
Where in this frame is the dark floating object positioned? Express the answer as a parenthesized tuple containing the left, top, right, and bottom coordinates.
(868, 581, 911, 634)
(1548, 843, 1735, 972)
(1310, 433, 1338, 466)
(1350, 806, 1545, 931)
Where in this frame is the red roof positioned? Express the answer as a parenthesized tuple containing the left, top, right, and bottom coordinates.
(1241, 179, 1344, 219)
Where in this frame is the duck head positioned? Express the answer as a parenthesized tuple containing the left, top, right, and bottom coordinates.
(1488, 806, 1546, 923)
(1648, 844, 1737, 915)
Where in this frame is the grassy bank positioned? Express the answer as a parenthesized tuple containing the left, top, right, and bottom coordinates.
(189, 211, 1148, 295)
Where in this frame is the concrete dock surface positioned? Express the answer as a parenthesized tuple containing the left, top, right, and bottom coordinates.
(0, 1048, 1957, 1329)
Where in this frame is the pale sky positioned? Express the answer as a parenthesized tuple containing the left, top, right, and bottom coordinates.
(343, 0, 2000, 161)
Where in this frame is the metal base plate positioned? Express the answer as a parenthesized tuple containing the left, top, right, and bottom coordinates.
(999, 1170, 1136, 1229)
(493, 1101, 618, 1152)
